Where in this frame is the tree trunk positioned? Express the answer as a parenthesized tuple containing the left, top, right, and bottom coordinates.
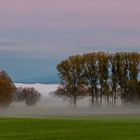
(73, 94, 76, 108)
(111, 91, 113, 105)
(73, 86, 77, 108)
(107, 95, 109, 107)
(100, 85, 103, 107)
(114, 90, 117, 105)
(91, 86, 94, 106)
(96, 94, 98, 107)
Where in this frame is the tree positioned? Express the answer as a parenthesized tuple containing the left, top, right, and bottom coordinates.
(126, 79, 139, 103)
(115, 53, 129, 104)
(97, 52, 109, 106)
(0, 71, 15, 108)
(81, 53, 98, 106)
(128, 52, 140, 80)
(57, 55, 83, 107)
(13, 87, 41, 106)
(57, 51, 140, 107)
(110, 53, 121, 104)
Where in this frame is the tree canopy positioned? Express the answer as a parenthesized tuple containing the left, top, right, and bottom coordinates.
(57, 52, 140, 107)
(0, 71, 16, 108)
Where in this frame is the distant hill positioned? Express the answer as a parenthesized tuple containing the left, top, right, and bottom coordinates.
(14, 74, 60, 84)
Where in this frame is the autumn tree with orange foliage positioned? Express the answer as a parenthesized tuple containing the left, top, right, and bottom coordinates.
(0, 71, 15, 108)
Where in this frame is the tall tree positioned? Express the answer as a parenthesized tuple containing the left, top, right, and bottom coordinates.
(81, 53, 98, 106)
(57, 55, 83, 107)
(97, 52, 109, 106)
(110, 53, 120, 104)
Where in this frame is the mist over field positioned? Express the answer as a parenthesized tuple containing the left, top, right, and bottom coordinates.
(1, 1, 140, 140)
(0, 0, 140, 118)
(0, 83, 140, 118)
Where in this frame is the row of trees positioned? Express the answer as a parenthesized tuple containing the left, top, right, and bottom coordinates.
(0, 70, 41, 108)
(13, 87, 41, 106)
(57, 52, 140, 107)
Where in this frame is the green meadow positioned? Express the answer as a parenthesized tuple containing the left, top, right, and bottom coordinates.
(0, 118, 140, 140)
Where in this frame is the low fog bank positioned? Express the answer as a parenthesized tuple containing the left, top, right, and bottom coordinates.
(0, 83, 140, 118)
(1, 103, 140, 118)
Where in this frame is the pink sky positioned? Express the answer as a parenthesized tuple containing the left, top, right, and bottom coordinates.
(0, 0, 140, 29)
(0, 0, 140, 81)
(0, 0, 140, 53)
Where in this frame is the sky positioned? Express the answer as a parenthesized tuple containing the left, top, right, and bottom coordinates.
(0, 0, 140, 82)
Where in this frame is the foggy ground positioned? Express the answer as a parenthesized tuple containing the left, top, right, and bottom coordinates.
(0, 83, 140, 118)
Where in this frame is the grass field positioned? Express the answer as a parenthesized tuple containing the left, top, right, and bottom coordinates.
(0, 118, 140, 140)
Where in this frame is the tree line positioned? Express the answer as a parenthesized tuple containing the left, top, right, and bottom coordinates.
(57, 52, 140, 107)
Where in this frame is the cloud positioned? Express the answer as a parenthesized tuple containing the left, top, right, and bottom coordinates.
(0, 39, 30, 54)
(0, 39, 22, 47)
